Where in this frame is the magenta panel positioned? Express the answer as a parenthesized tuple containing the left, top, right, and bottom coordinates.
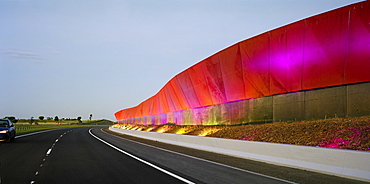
(345, 2, 370, 83)
(269, 21, 305, 94)
(240, 32, 270, 99)
(218, 44, 245, 101)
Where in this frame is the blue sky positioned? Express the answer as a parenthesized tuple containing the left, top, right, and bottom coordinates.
(0, 0, 362, 121)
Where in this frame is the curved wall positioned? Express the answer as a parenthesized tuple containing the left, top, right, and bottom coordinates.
(115, 1, 370, 125)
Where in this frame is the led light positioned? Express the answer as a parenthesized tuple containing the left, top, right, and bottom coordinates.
(0, 130, 9, 133)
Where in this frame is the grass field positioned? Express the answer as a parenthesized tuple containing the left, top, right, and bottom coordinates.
(14, 119, 114, 134)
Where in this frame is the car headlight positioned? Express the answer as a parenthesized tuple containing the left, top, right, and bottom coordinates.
(0, 130, 9, 133)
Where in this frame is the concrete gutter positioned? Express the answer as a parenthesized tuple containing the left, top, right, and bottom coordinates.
(109, 127, 370, 182)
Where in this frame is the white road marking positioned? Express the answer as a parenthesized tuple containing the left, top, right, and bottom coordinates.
(15, 129, 59, 139)
(89, 129, 195, 184)
(46, 149, 52, 156)
(102, 129, 298, 184)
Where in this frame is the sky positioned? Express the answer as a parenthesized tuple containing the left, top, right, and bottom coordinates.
(0, 0, 363, 121)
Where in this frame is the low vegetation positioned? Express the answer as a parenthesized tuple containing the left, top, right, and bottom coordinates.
(15, 119, 114, 134)
(113, 116, 370, 152)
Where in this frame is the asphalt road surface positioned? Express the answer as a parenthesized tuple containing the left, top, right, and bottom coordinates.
(0, 127, 366, 184)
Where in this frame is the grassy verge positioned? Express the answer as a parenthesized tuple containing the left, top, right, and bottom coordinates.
(15, 119, 114, 134)
(113, 116, 370, 152)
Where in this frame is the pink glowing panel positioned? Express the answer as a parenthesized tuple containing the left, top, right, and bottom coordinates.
(240, 32, 270, 99)
(345, 2, 370, 84)
(203, 56, 227, 104)
(176, 71, 201, 108)
(269, 20, 305, 95)
(302, 7, 349, 89)
(218, 44, 245, 101)
(187, 63, 214, 107)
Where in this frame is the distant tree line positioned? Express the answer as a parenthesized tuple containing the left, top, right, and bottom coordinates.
(4, 115, 89, 124)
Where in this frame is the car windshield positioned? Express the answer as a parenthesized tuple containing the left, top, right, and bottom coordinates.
(0, 120, 9, 127)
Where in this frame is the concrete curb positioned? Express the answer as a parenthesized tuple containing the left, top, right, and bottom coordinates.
(109, 127, 370, 182)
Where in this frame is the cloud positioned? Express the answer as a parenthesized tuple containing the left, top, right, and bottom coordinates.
(0, 49, 45, 60)
(51, 51, 63, 54)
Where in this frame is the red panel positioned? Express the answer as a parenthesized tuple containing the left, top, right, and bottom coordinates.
(345, 1, 370, 83)
(240, 32, 270, 99)
(146, 97, 154, 116)
(151, 95, 159, 115)
(163, 86, 177, 112)
(114, 110, 123, 120)
(158, 90, 170, 113)
(170, 78, 190, 110)
(141, 100, 150, 116)
(302, 7, 350, 89)
(176, 71, 201, 108)
(115, 1, 370, 122)
(187, 62, 214, 107)
(269, 21, 305, 94)
(218, 44, 245, 101)
(134, 103, 143, 118)
(166, 82, 185, 111)
(203, 56, 227, 104)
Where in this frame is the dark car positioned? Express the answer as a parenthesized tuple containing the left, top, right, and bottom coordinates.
(0, 119, 16, 142)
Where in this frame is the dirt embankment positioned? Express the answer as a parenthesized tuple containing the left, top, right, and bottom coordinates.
(113, 116, 370, 151)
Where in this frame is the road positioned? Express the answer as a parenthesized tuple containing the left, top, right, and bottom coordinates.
(0, 127, 366, 184)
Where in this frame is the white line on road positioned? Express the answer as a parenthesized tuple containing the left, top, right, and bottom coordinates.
(15, 129, 60, 139)
(88, 129, 195, 184)
(46, 149, 52, 156)
(102, 129, 297, 184)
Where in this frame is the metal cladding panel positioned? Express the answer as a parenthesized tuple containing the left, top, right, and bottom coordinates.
(127, 108, 134, 119)
(302, 7, 349, 89)
(240, 32, 270, 99)
(170, 78, 190, 110)
(114, 110, 123, 120)
(269, 21, 304, 94)
(146, 97, 154, 116)
(157, 90, 170, 113)
(141, 99, 150, 116)
(218, 44, 246, 101)
(151, 95, 159, 115)
(187, 63, 214, 107)
(115, 1, 370, 122)
(163, 86, 177, 112)
(176, 71, 201, 108)
(134, 103, 143, 118)
(345, 2, 370, 83)
(166, 81, 185, 111)
(203, 56, 227, 104)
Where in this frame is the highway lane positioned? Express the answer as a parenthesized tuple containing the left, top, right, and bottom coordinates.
(0, 127, 295, 184)
(1, 127, 192, 184)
